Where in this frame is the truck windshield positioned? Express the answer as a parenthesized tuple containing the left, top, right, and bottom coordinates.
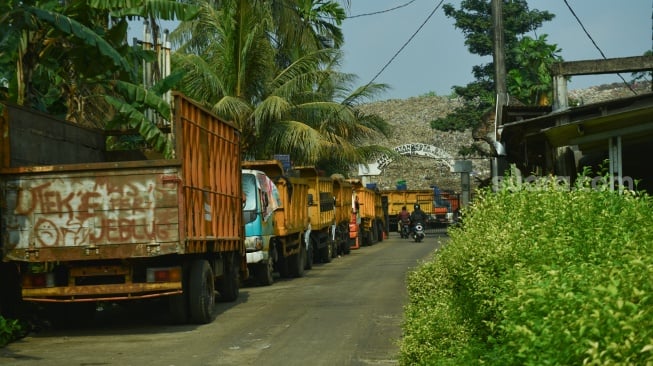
(241, 173, 258, 224)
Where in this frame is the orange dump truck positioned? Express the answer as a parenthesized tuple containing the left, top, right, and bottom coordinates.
(331, 175, 354, 255)
(348, 180, 386, 248)
(294, 166, 337, 265)
(0, 93, 245, 325)
(383, 188, 459, 231)
(241, 160, 310, 285)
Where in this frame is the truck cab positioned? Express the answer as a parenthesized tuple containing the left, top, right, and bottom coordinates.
(241, 169, 281, 285)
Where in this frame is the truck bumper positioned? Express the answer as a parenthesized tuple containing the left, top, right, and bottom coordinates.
(22, 282, 182, 302)
(246, 251, 268, 264)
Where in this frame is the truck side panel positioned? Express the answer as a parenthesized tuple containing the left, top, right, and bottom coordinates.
(295, 166, 334, 231)
(332, 178, 352, 226)
(177, 95, 243, 252)
(275, 176, 309, 237)
(2, 167, 181, 262)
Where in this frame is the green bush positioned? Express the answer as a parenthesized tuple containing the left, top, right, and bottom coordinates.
(0, 315, 25, 347)
(400, 176, 653, 365)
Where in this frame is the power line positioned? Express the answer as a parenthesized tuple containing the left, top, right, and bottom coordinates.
(362, 0, 446, 91)
(562, 0, 636, 94)
(346, 0, 418, 19)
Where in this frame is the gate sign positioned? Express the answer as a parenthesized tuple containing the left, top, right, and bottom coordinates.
(376, 143, 454, 170)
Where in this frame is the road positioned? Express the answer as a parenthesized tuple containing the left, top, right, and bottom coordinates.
(0, 234, 446, 366)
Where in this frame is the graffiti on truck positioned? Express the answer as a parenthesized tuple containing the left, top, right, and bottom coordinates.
(5, 176, 177, 248)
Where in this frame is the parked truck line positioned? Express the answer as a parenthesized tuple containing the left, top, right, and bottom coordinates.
(241, 160, 310, 285)
(347, 179, 386, 248)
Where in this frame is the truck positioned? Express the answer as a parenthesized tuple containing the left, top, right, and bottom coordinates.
(331, 175, 354, 255)
(348, 179, 386, 248)
(383, 188, 459, 232)
(0, 93, 246, 325)
(294, 166, 337, 266)
(241, 160, 310, 285)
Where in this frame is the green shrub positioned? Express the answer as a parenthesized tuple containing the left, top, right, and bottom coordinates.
(0, 315, 25, 347)
(400, 175, 653, 365)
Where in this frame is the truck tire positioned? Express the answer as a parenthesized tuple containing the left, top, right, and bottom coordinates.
(320, 243, 332, 263)
(288, 245, 306, 278)
(188, 259, 216, 324)
(377, 221, 384, 242)
(255, 260, 274, 286)
(277, 254, 290, 278)
(342, 238, 351, 255)
(304, 239, 314, 270)
(370, 220, 378, 244)
(217, 254, 240, 302)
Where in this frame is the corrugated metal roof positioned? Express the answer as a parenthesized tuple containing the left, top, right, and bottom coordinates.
(501, 91, 653, 152)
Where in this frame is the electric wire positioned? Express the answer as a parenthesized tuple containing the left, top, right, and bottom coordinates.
(562, 0, 636, 94)
(346, 0, 418, 19)
(360, 0, 446, 92)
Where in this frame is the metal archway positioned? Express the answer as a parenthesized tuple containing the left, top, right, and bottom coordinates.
(377, 143, 454, 170)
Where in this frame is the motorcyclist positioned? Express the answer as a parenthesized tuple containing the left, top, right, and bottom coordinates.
(409, 203, 428, 234)
(397, 206, 411, 237)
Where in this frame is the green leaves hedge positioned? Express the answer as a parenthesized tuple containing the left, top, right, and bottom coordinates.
(400, 176, 653, 365)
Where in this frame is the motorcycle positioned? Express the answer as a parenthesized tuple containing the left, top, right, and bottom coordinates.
(412, 222, 425, 243)
(399, 220, 411, 239)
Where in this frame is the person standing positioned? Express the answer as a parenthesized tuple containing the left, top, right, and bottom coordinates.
(397, 206, 411, 237)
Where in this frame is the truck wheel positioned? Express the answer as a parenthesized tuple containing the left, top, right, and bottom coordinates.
(304, 242, 314, 270)
(377, 222, 384, 242)
(320, 243, 332, 263)
(188, 259, 216, 324)
(256, 260, 274, 286)
(343, 237, 351, 255)
(217, 254, 240, 302)
(288, 245, 306, 278)
(370, 220, 378, 244)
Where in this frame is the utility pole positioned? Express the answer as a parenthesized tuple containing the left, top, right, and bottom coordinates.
(491, 0, 508, 184)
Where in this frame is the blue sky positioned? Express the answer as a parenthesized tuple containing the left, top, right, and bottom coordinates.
(341, 1, 652, 100)
(130, 1, 652, 101)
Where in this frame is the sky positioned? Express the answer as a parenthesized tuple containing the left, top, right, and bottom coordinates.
(340, 1, 653, 101)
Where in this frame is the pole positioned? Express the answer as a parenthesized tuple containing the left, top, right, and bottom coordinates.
(491, 0, 508, 183)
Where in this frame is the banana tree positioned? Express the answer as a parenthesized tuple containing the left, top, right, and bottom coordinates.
(0, 0, 197, 153)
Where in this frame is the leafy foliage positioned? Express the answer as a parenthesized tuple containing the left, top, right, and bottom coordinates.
(0, 0, 195, 151)
(432, 1, 557, 134)
(400, 173, 653, 365)
(172, 0, 392, 170)
(507, 35, 562, 105)
(0, 316, 26, 347)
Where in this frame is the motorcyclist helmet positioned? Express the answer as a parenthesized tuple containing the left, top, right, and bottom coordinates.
(414, 203, 420, 210)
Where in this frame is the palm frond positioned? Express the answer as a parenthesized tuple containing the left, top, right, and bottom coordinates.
(213, 95, 253, 125)
(254, 95, 291, 130)
(89, 0, 200, 21)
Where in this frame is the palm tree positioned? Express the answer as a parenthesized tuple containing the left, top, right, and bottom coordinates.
(270, 0, 348, 68)
(172, 0, 391, 169)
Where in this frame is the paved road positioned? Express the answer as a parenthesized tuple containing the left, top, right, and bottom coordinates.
(0, 233, 446, 366)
